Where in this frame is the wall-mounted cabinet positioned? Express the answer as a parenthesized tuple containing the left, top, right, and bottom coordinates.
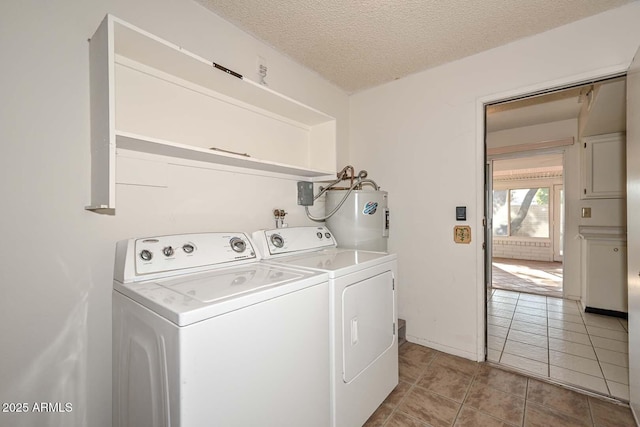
(86, 15, 336, 214)
(581, 132, 626, 199)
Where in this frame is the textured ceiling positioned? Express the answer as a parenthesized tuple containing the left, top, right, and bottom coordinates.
(195, 0, 634, 93)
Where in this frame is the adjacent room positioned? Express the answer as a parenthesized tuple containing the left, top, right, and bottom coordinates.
(491, 154, 564, 298)
(486, 78, 631, 402)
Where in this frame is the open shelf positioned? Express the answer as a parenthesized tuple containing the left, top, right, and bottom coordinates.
(116, 131, 336, 178)
(86, 15, 336, 214)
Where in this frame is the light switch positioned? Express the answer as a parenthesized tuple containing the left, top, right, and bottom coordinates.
(581, 207, 592, 218)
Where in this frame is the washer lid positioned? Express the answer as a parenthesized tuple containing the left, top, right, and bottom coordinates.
(267, 248, 396, 277)
(114, 263, 327, 326)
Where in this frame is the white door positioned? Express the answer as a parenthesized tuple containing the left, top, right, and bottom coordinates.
(626, 45, 640, 418)
(553, 184, 564, 262)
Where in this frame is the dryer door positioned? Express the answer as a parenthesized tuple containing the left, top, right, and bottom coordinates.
(342, 270, 395, 383)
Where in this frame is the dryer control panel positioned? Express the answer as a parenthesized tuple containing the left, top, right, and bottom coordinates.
(114, 232, 257, 283)
(252, 226, 337, 258)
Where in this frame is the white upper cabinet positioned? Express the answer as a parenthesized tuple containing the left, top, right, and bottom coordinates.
(86, 15, 337, 214)
(581, 132, 626, 199)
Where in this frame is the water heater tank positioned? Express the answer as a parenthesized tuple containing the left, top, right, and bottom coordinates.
(325, 190, 389, 252)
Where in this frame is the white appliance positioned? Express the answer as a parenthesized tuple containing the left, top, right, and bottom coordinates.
(325, 189, 389, 252)
(252, 226, 398, 427)
(112, 232, 330, 427)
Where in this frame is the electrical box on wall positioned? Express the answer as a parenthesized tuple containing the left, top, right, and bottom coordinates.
(454, 226, 471, 244)
(297, 182, 314, 206)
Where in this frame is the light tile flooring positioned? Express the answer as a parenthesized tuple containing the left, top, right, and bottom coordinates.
(365, 342, 636, 426)
(492, 258, 563, 298)
(488, 288, 630, 401)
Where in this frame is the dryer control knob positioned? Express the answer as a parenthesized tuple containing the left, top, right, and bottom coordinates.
(140, 249, 153, 261)
(316, 232, 323, 239)
(230, 237, 247, 253)
(270, 234, 284, 248)
(162, 246, 174, 257)
(182, 244, 195, 254)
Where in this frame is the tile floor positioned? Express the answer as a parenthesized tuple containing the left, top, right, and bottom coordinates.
(365, 342, 636, 426)
(487, 289, 630, 401)
(492, 258, 563, 298)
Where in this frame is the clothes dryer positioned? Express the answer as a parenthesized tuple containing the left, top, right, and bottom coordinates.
(252, 226, 398, 427)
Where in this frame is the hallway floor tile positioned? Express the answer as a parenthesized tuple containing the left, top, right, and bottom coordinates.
(487, 289, 630, 401)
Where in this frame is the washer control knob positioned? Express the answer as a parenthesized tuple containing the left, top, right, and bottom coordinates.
(316, 232, 323, 239)
(140, 249, 153, 261)
(230, 237, 246, 253)
(182, 244, 195, 254)
(325, 232, 331, 239)
(162, 246, 174, 257)
(270, 234, 285, 248)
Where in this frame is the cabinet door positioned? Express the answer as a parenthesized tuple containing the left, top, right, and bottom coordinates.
(582, 133, 626, 199)
(586, 239, 628, 313)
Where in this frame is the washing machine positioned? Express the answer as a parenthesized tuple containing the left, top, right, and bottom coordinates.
(252, 226, 398, 427)
(112, 232, 330, 427)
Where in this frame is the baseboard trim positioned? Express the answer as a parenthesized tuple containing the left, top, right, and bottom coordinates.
(585, 306, 628, 319)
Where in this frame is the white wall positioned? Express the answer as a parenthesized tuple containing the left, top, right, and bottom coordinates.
(349, 3, 640, 360)
(0, 1, 348, 426)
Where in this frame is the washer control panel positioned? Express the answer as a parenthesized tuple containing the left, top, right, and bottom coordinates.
(115, 232, 257, 281)
(252, 226, 336, 258)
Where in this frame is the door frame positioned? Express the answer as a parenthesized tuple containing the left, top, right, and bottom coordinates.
(475, 65, 628, 362)
(625, 44, 640, 420)
(485, 159, 493, 294)
(553, 183, 564, 262)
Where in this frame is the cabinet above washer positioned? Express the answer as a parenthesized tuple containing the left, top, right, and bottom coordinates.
(86, 15, 336, 214)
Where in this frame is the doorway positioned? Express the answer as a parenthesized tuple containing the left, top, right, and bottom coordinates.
(489, 153, 564, 298)
(484, 76, 631, 401)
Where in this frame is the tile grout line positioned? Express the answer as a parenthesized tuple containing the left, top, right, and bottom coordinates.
(497, 293, 518, 364)
(457, 365, 527, 426)
(521, 377, 530, 427)
(449, 364, 479, 427)
(499, 292, 546, 374)
(586, 327, 612, 398)
(586, 393, 596, 427)
(381, 348, 438, 427)
(579, 305, 616, 398)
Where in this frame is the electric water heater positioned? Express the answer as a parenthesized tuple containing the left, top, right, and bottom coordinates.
(325, 190, 389, 252)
